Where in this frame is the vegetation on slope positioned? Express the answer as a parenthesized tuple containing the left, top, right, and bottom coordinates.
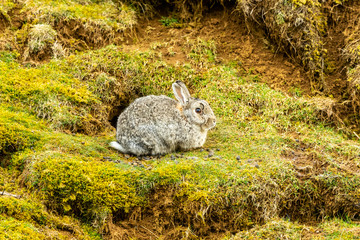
(1, 0, 360, 239)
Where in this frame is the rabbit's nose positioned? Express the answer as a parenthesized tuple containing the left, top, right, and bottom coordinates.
(208, 118, 216, 129)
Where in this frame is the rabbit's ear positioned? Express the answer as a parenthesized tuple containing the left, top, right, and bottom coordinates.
(172, 81, 191, 106)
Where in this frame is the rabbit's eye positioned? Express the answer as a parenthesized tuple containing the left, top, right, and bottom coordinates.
(195, 108, 202, 114)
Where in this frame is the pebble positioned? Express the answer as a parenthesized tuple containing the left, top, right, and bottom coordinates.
(208, 151, 214, 157)
(295, 139, 299, 142)
(236, 156, 241, 161)
(103, 157, 112, 161)
(216, 148, 220, 151)
(81, 142, 85, 145)
(144, 156, 150, 160)
(206, 148, 210, 152)
(254, 164, 260, 168)
(200, 149, 204, 152)
(170, 155, 176, 160)
(187, 156, 199, 160)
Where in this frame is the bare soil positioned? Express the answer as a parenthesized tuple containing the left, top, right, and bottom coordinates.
(127, 10, 311, 96)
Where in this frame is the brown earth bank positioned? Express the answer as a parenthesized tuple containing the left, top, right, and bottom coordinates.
(128, 10, 311, 95)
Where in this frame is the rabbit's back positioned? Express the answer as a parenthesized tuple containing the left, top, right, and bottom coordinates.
(115, 95, 187, 155)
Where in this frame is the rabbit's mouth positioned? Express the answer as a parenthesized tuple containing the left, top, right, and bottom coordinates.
(202, 117, 216, 130)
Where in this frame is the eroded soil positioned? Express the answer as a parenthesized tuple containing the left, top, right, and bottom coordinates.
(126, 11, 311, 96)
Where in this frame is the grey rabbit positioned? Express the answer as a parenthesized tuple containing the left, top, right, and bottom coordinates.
(110, 81, 216, 156)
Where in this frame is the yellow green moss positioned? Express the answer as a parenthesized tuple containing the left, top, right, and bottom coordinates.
(0, 197, 98, 239)
(0, 216, 45, 240)
(0, 0, 15, 24)
(0, 105, 46, 154)
(22, 0, 137, 31)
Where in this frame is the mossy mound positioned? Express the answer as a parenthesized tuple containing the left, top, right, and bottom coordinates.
(0, 105, 45, 155)
(231, 217, 360, 239)
(1, 0, 360, 239)
(1, 45, 359, 238)
(0, 0, 137, 60)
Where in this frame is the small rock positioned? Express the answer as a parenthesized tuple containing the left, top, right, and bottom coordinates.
(81, 142, 85, 145)
(254, 164, 260, 168)
(236, 156, 241, 161)
(208, 151, 214, 158)
(247, 159, 253, 163)
(170, 155, 176, 160)
(206, 148, 210, 152)
(103, 157, 112, 161)
(295, 139, 299, 142)
(216, 148, 220, 151)
(200, 149, 204, 152)
(144, 156, 150, 160)
(187, 156, 199, 160)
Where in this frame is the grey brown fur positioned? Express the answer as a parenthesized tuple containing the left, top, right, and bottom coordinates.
(110, 81, 216, 156)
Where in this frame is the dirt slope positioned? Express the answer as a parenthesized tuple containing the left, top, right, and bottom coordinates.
(127, 11, 311, 95)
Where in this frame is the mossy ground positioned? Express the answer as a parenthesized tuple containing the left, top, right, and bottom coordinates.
(1, 0, 360, 239)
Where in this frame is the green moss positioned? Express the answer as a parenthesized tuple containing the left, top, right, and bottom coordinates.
(0, 194, 99, 239)
(22, 0, 137, 31)
(0, 106, 45, 155)
(0, 59, 101, 133)
(0, 216, 45, 240)
(230, 217, 360, 239)
(1, 6, 360, 235)
(2, 45, 358, 228)
(27, 156, 145, 214)
(0, 0, 15, 24)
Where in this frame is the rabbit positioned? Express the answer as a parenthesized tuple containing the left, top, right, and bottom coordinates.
(110, 81, 216, 156)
